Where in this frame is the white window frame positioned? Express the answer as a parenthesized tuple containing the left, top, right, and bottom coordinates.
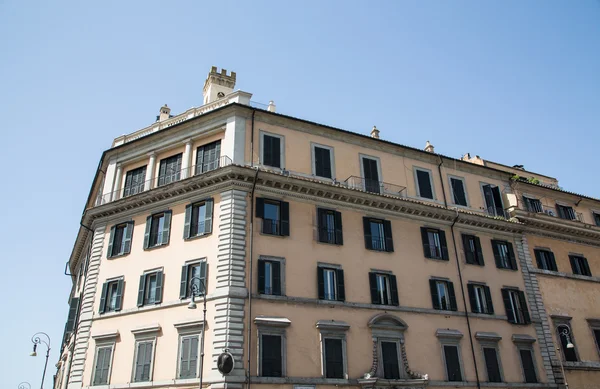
(260, 130, 285, 169)
(472, 284, 489, 314)
(413, 166, 437, 200)
(436, 280, 450, 310)
(259, 255, 286, 296)
(316, 321, 349, 379)
(436, 329, 465, 382)
(448, 175, 469, 207)
(512, 336, 539, 384)
(177, 333, 201, 379)
(376, 274, 392, 305)
(91, 342, 115, 386)
(311, 142, 335, 180)
(132, 337, 157, 383)
(359, 154, 383, 192)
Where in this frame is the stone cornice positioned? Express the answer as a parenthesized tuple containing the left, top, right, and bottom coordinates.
(513, 209, 600, 246)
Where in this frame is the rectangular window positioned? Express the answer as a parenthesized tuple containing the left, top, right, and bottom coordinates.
(556, 324, 578, 362)
(144, 211, 172, 249)
(362, 156, 381, 194)
(593, 329, 600, 357)
(137, 271, 164, 307)
(468, 284, 494, 314)
(519, 348, 538, 383)
(430, 279, 457, 311)
(317, 208, 343, 245)
(443, 345, 463, 381)
(133, 340, 154, 382)
(556, 204, 576, 220)
(594, 212, 600, 227)
(483, 347, 502, 382)
(92, 345, 113, 385)
(178, 335, 199, 378)
(450, 177, 468, 206)
(492, 240, 517, 270)
(415, 168, 434, 199)
(158, 153, 183, 187)
(99, 278, 124, 313)
(313, 144, 333, 179)
(256, 198, 290, 236)
(482, 184, 504, 217)
(107, 222, 134, 258)
(523, 196, 543, 213)
(195, 140, 221, 175)
(534, 249, 557, 271)
(324, 338, 344, 378)
(258, 259, 282, 296)
(462, 234, 484, 266)
(318, 267, 344, 302)
(502, 289, 531, 324)
(363, 217, 394, 252)
(184, 199, 214, 239)
(262, 133, 283, 169)
(421, 227, 448, 260)
(381, 341, 401, 379)
(261, 334, 282, 377)
(570, 255, 592, 276)
(179, 261, 207, 299)
(123, 166, 147, 197)
(369, 272, 399, 306)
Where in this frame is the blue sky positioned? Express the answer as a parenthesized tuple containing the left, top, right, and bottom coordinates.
(1, 1, 599, 387)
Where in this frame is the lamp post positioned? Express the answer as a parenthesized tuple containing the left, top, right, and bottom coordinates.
(556, 324, 574, 389)
(30, 332, 51, 389)
(187, 276, 207, 389)
(18, 382, 31, 389)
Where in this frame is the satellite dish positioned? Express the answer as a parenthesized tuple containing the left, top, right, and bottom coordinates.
(217, 350, 235, 376)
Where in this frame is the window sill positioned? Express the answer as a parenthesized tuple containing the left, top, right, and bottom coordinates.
(495, 267, 518, 272)
(259, 231, 287, 238)
(531, 268, 600, 283)
(143, 243, 169, 251)
(465, 262, 485, 267)
(365, 248, 393, 253)
(107, 252, 129, 260)
(316, 239, 342, 246)
(184, 232, 212, 241)
(425, 256, 449, 262)
(563, 361, 600, 371)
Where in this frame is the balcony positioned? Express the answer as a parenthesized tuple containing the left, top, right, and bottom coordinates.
(541, 206, 585, 223)
(483, 206, 510, 219)
(95, 155, 232, 206)
(344, 176, 407, 198)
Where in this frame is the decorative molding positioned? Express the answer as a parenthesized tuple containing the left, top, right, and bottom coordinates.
(563, 361, 600, 371)
(475, 332, 502, 342)
(91, 330, 119, 341)
(254, 316, 291, 328)
(532, 268, 600, 284)
(436, 329, 464, 339)
(315, 320, 350, 331)
(173, 319, 205, 331)
(131, 323, 161, 336)
(512, 334, 537, 344)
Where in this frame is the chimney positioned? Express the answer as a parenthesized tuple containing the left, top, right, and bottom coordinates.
(370, 126, 380, 139)
(157, 104, 171, 122)
(203, 66, 236, 105)
(267, 100, 277, 112)
(424, 140, 434, 153)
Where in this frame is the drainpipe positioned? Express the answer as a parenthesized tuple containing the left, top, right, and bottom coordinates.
(246, 109, 257, 389)
(438, 156, 481, 389)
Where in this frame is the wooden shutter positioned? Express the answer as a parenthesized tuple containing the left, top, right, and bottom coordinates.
(180, 337, 191, 378)
(317, 267, 325, 300)
(448, 281, 458, 311)
(463, 235, 475, 264)
(65, 297, 80, 332)
(491, 240, 502, 268)
(280, 201, 290, 236)
(99, 282, 108, 314)
(416, 170, 433, 199)
(474, 236, 484, 266)
(199, 262, 208, 294)
(451, 178, 467, 206)
(204, 199, 214, 234)
(582, 258, 592, 276)
(189, 336, 199, 377)
(369, 273, 380, 304)
(195, 145, 205, 175)
(429, 280, 440, 309)
(93, 347, 108, 384)
(115, 279, 124, 311)
(107, 225, 116, 258)
(180, 265, 189, 299)
(137, 275, 146, 307)
(483, 347, 502, 382)
(444, 345, 462, 381)
(161, 211, 172, 245)
(491, 186, 503, 214)
(158, 159, 167, 186)
(143, 216, 152, 249)
(518, 291, 531, 323)
(363, 217, 373, 250)
(501, 289, 515, 323)
(258, 260, 266, 294)
(324, 338, 344, 378)
(272, 261, 281, 296)
(534, 250, 543, 269)
(421, 227, 431, 258)
(317, 208, 327, 243)
(390, 274, 399, 306)
(484, 286, 494, 314)
(483, 184, 494, 211)
(467, 284, 478, 313)
(520, 349, 538, 383)
(336, 269, 345, 302)
(506, 242, 517, 270)
(383, 220, 394, 252)
(183, 204, 192, 239)
(381, 341, 401, 379)
(123, 222, 134, 254)
(334, 211, 343, 245)
(439, 230, 449, 260)
(263, 135, 273, 166)
(255, 198, 264, 218)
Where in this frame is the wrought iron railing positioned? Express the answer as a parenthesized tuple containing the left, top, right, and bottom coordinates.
(262, 219, 280, 235)
(483, 206, 510, 219)
(318, 227, 336, 244)
(344, 176, 407, 198)
(370, 237, 387, 251)
(540, 205, 585, 222)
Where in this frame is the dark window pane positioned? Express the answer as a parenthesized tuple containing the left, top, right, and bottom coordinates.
(519, 349, 537, 383)
(263, 135, 281, 168)
(451, 178, 467, 206)
(444, 345, 462, 382)
(524, 197, 543, 213)
(558, 325, 578, 362)
(370, 221, 385, 251)
(382, 341, 400, 379)
(594, 213, 600, 227)
(325, 338, 344, 378)
(483, 347, 502, 382)
(123, 166, 147, 197)
(158, 154, 182, 186)
(261, 335, 282, 377)
(417, 170, 433, 199)
(593, 330, 600, 356)
(362, 158, 380, 194)
(315, 146, 332, 179)
(263, 201, 281, 235)
(111, 225, 126, 256)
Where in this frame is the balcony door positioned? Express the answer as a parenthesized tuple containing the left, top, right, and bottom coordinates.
(362, 157, 380, 194)
(482, 184, 503, 217)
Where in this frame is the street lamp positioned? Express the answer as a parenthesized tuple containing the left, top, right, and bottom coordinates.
(187, 276, 207, 389)
(30, 332, 51, 389)
(556, 324, 574, 389)
(18, 382, 31, 389)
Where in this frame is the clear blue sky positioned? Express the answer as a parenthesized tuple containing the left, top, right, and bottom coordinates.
(1, 1, 598, 387)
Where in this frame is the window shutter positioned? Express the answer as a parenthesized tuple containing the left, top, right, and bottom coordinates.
(272, 261, 281, 295)
(567, 207, 576, 220)
(467, 284, 478, 313)
(143, 216, 152, 250)
(334, 211, 343, 245)
(444, 345, 463, 381)
(65, 297, 80, 332)
(280, 201, 290, 236)
(452, 178, 467, 206)
(123, 221, 134, 254)
(569, 255, 578, 274)
(582, 258, 592, 276)
(258, 260, 266, 294)
(115, 279, 124, 311)
(204, 199, 214, 234)
(180, 337, 191, 378)
(439, 230, 449, 260)
(383, 220, 394, 252)
(107, 225, 116, 258)
(534, 250, 543, 269)
(491, 186, 503, 214)
(317, 267, 325, 300)
(429, 280, 440, 310)
(180, 265, 189, 299)
(263, 135, 273, 166)
(548, 251, 557, 271)
(448, 281, 458, 311)
(520, 349, 538, 383)
(463, 235, 475, 264)
(421, 227, 431, 258)
(390, 274, 399, 306)
(363, 217, 373, 250)
(94, 347, 106, 384)
(474, 236, 484, 266)
(369, 272, 380, 304)
(199, 262, 207, 294)
(317, 208, 327, 243)
(161, 211, 172, 245)
(483, 348, 501, 382)
(491, 241, 502, 268)
(137, 275, 146, 307)
(484, 286, 494, 314)
(416, 170, 433, 199)
(518, 291, 531, 324)
(483, 184, 494, 211)
(134, 343, 144, 381)
(196, 145, 205, 175)
(272, 137, 281, 168)
(99, 282, 108, 314)
(256, 198, 264, 218)
(501, 289, 515, 323)
(183, 204, 192, 239)
(189, 336, 199, 377)
(154, 271, 164, 304)
(507, 242, 517, 270)
(336, 269, 345, 302)
(143, 341, 153, 380)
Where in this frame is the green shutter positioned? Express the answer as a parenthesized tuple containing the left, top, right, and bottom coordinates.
(518, 291, 531, 324)
(369, 272, 379, 304)
(154, 271, 164, 304)
(204, 199, 213, 234)
(137, 275, 145, 307)
(115, 278, 124, 311)
(272, 261, 281, 296)
(317, 267, 325, 300)
(334, 211, 343, 245)
(501, 289, 515, 323)
(256, 198, 264, 218)
(180, 265, 189, 299)
(463, 235, 475, 264)
(99, 282, 108, 314)
(107, 226, 116, 258)
(336, 269, 345, 302)
(143, 216, 152, 249)
(491, 240, 502, 268)
(162, 211, 172, 245)
(467, 284, 478, 313)
(123, 221, 134, 254)
(421, 227, 431, 258)
(474, 236, 484, 266)
(507, 242, 517, 270)
(439, 230, 449, 260)
(199, 262, 207, 294)
(448, 281, 458, 311)
(484, 286, 494, 314)
(183, 204, 192, 239)
(429, 279, 440, 309)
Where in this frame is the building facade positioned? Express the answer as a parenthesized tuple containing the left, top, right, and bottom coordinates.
(54, 67, 600, 389)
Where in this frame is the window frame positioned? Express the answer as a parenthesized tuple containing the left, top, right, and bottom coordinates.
(513, 339, 539, 384)
(475, 333, 504, 383)
(569, 254, 592, 276)
(157, 153, 183, 187)
(522, 195, 543, 213)
(177, 333, 201, 379)
(137, 269, 164, 307)
(448, 175, 469, 207)
(359, 154, 383, 194)
(534, 248, 558, 272)
(316, 207, 343, 245)
(592, 211, 600, 227)
(413, 166, 436, 200)
(256, 323, 288, 378)
(480, 182, 505, 217)
(101, 277, 124, 313)
(260, 130, 285, 169)
(468, 282, 494, 315)
(502, 288, 530, 325)
(195, 139, 221, 175)
(144, 210, 172, 249)
(258, 255, 286, 296)
(180, 259, 208, 299)
(91, 342, 115, 386)
(107, 221, 134, 259)
(132, 337, 157, 383)
(184, 199, 214, 240)
(311, 142, 335, 180)
(363, 217, 393, 252)
(552, 316, 580, 363)
(436, 329, 465, 382)
(421, 227, 449, 260)
(462, 234, 484, 266)
(316, 321, 349, 379)
(556, 203, 577, 221)
(123, 165, 147, 198)
(491, 240, 517, 270)
(430, 278, 458, 311)
(586, 318, 600, 358)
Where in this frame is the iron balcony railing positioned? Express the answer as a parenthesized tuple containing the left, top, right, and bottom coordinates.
(318, 227, 336, 244)
(96, 155, 232, 206)
(540, 205, 585, 223)
(262, 219, 280, 235)
(344, 176, 407, 198)
(483, 206, 510, 219)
